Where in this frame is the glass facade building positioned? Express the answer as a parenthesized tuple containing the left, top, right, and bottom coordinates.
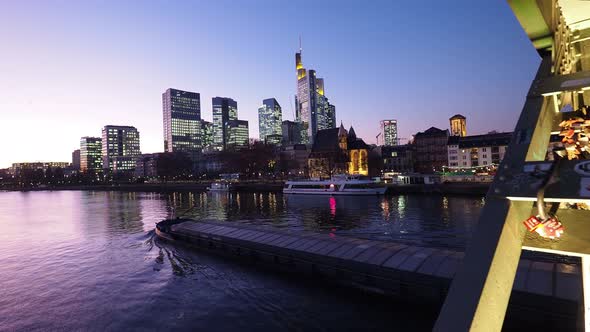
(162, 88, 201, 156)
(225, 120, 249, 150)
(101, 125, 141, 172)
(380, 120, 398, 146)
(281, 120, 302, 146)
(200, 120, 214, 151)
(212, 97, 238, 151)
(258, 98, 283, 142)
(80, 137, 103, 172)
(295, 51, 336, 144)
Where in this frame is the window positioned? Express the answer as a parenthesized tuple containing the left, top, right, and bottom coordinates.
(482, 154, 487, 158)
(482, 148, 487, 152)
(483, 161, 488, 165)
(450, 156, 457, 160)
(391, 152, 397, 157)
(463, 156, 467, 160)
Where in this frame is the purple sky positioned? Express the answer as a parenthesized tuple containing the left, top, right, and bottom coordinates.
(0, 0, 540, 168)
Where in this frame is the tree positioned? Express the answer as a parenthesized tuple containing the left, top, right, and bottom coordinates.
(157, 152, 192, 181)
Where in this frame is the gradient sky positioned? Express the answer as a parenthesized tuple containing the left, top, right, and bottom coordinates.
(0, 0, 541, 168)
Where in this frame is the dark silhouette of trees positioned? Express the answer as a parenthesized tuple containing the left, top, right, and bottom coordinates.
(156, 152, 193, 181)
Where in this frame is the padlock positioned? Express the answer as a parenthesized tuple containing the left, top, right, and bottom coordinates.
(535, 217, 565, 239)
(523, 215, 541, 232)
(523, 215, 564, 239)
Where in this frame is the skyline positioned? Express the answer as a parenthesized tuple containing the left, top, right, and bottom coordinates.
(0, 0, 540, 168)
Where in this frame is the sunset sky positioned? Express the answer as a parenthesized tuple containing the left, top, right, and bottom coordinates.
(0, 0, 540, 168)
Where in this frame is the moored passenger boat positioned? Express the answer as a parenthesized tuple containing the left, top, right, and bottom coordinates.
(283, 175, 386, 195)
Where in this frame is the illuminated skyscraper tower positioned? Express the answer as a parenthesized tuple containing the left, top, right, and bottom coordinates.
(162, 88, 201, 157)
(295, 45, 336, 144)
(212, 97, 238, 151)
(258, 98, 283, 142)
(380, 120, 398, 146)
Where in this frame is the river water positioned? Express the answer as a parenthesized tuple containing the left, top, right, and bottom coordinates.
(0, 190, 485, 331)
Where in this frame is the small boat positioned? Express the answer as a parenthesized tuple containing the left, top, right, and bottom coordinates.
(207, 181, 231, 192)
(283, 174, 386, 196)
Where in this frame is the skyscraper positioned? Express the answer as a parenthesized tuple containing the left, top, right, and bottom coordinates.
(212, 97, 238, 151)
(381, 120, 398, 146)
(101, 125, 141, 172)
(162, 88, 201, 157)
(281, 120, 302, 146)
(295, 48, 336, 144)
(200, 120, 214, 152)
(80, 137, 103, 172)
(225, 120, 249, 150)
(258, 98, 283, 142)
(449, 114, 467, 137)
(72, 149, 81, 170)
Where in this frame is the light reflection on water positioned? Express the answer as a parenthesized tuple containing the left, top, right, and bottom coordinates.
(169, 192, 484, 250)
(0, 190, 485, 331)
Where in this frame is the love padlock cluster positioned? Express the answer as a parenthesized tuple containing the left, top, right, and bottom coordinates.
(523, 215, 564, 239)
(556, 106, 590, 160)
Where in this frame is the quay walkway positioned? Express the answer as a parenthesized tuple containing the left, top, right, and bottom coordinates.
(156, 219, 582, 329)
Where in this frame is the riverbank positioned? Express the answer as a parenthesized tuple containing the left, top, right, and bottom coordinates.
(1, 181, 489, 195)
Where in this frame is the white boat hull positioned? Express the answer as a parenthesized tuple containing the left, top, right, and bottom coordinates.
(283, 189, 385, 195)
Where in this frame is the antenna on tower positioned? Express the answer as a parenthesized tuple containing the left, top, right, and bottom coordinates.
(299, 35, 302, 53)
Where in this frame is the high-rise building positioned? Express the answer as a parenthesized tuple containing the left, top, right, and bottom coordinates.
(72, 149, 81, 170)
(316, 79, 336, 131)
(381, 120, 398, 146)
(212, 97, 238, 151)
(162, 88, 201, 157)
(282, 120, 302, 146)
(225, 120, 249, 150)
(449, 114, 467, 137)
(295, 49, 336, 144)
(80, 137, 103, 172)
(101, 125, 141, 172)
(200, 120, 214, 152)
(258, 98, 283, 142)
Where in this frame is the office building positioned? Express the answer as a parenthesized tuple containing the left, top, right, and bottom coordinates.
(200, 120, 214, 151)
(282, 120, 302, 145)
(72, 149, 80, 170)
(381, 120, 398, 146)
(10, 162, 70, 176)
(225, 120, 249, 150)
(101, 125, 141, 172)
(258, 98, 283, 142)
(162, 88, 201, 157)
(80, 137, 103, 172)
(212, 97, 238, 151)
(295, 49, 336, 144)
(449, 114, 467, 137)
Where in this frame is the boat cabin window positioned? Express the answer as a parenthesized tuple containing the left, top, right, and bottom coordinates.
(345, 183, 380, 189)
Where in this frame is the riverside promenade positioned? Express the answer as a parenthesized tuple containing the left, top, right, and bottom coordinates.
(156, 219, 582, 330)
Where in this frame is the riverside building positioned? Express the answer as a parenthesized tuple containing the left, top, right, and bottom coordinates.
(162, 88, 201, 158)
(80, 137, 103, 172)
(101, 125, 141, 173)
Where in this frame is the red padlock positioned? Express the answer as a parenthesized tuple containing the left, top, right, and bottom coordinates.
(523, 215, 564, 239)
(523, 216, 541, 232)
